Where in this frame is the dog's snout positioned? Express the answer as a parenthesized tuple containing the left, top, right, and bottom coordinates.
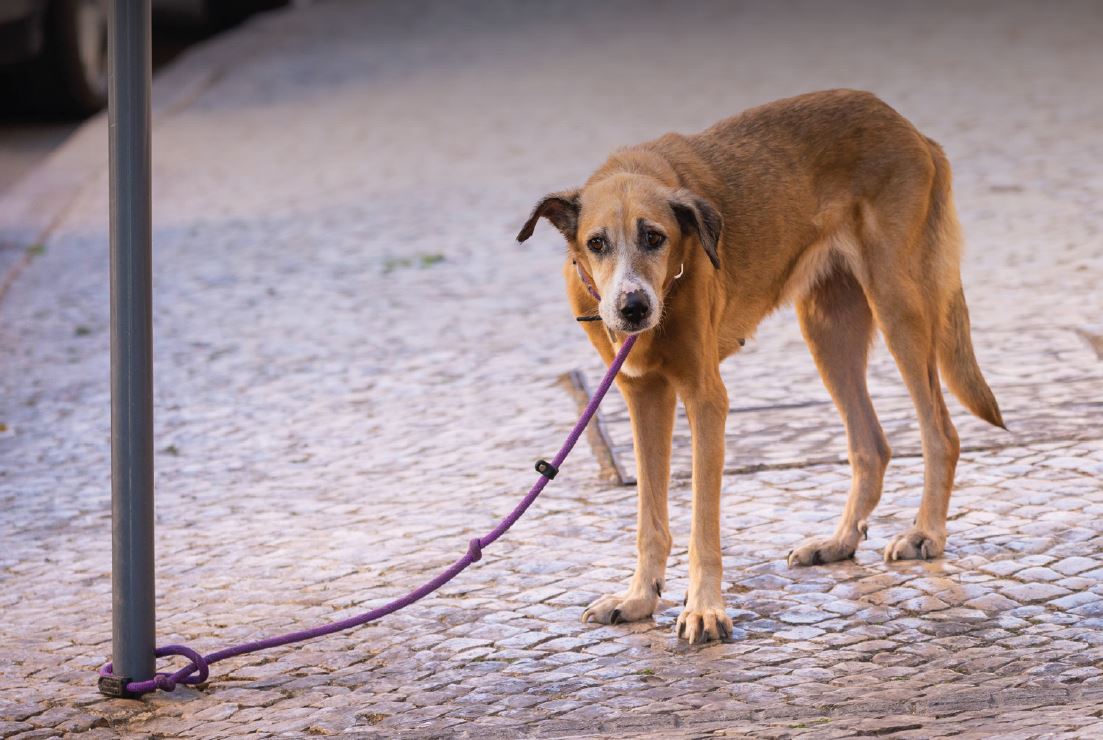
(619, 291, 650, 324)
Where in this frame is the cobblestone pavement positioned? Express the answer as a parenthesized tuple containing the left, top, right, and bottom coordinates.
(2, 1, 1102, 737)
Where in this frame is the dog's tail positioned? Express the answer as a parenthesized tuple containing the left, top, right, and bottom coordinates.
(926, 139, 1006, 430)
(940, 286, 1005, 429)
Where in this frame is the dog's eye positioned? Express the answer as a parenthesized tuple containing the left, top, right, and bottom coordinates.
(645, 230, 665, 249)
(587, 236, 607, 254)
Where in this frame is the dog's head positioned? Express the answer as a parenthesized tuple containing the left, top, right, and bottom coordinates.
(517, 173, 721, 334)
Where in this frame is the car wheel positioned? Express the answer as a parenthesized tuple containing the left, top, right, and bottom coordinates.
(49, 0, 109, 114)
(2, 0, 108, 116)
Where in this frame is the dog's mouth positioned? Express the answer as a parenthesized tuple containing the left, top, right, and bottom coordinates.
(615, 319, 655, 335)
(600, 309, 662, 336)
(575, 314, 657, 336)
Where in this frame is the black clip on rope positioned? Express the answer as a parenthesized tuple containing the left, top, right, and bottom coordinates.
(535, 459, 558, 479)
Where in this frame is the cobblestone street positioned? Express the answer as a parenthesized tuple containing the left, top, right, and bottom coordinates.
(2, 1, 1102, 737)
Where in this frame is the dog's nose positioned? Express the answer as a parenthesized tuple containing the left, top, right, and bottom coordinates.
(619, 291, 650, 324)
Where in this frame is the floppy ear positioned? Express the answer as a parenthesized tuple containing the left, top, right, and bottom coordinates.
(516, 189, 581, 243)
(670, 189, 722, 269)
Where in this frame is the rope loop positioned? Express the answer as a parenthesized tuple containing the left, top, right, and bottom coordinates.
(99, 644, 210, 696)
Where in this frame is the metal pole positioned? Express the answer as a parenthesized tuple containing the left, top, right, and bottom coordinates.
(107, 0, 155, 689)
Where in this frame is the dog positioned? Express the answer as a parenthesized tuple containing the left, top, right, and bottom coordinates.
(517, 90, 1004, 643)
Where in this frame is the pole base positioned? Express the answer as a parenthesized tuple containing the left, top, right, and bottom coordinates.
(98, 674, 139, 699)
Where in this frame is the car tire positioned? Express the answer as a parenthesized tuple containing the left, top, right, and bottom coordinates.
(2, 0, 108, 117)
(46, 0, 109, 115)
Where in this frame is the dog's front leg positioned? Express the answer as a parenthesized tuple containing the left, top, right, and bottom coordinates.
(582, 373, 675, 625)
(676, 374, 733, 643)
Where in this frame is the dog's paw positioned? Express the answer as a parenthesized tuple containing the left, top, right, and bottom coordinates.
(883, 527, 944, 561)
(675, 601, 732, 644)
(581, 590, 658, 625)
(787, 524, 866, 567)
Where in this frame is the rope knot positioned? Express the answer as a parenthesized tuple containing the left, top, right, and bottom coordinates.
(155, 644, 210, 687)
(467, 537, 484, 562)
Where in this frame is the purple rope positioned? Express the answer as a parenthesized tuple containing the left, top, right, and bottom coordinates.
(99, 333, 637, 697)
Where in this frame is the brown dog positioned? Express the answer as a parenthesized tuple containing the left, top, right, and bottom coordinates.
(517, 90, 1004, 643)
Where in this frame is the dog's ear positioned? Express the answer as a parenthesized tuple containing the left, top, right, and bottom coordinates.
(516, 189, 581, 243)
(670, 189, 722, 269)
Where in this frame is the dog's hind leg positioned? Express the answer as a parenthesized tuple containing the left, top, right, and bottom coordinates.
(788, 264, 891, 566)
(868, 274, 960, 561)
(582, 373, 675, 625)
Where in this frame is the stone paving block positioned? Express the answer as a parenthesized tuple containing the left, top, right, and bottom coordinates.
(1000, 583, 1073, 603)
